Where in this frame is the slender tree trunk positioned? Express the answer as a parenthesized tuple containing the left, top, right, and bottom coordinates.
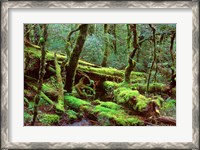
(126, 24, 131, 50)
(154, 34, 164, 82)
(169, 32, 176, 88)
(88, 24, 95, 35)
(33, 24, 40, 45)
(64, 24, 89, 93)
(31, 24, 48, 125)
(146, 24, 156, 93)
(101, 24, 109, 67)
(136, 35, 144, 62)
(124, 24, 138, 83)
(109, 24, 117, 54)
(24, 24, 30, 42)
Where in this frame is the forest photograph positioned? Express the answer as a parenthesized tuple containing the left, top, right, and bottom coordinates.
(24, 24, 176, 126)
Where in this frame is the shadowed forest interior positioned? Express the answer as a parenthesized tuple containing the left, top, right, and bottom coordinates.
(24, 24, 176, 126)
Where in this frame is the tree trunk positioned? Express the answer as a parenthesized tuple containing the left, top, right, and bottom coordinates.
(24, 24, 30, 43)
(31, 24, 48, 125)
(169, 32, 176, 88)
(146, 24, 156, 93)
(33, 24, 40, 45)
(109, 24, 117, 54)
(126, 24, 131, 50)
(54, 52, 65, 111)
(64, 24, 89, 93)
(101, 24, 109, 67)
(124, 24, 138, 83)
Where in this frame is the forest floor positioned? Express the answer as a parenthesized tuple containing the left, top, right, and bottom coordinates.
(24, 47, 176, 126)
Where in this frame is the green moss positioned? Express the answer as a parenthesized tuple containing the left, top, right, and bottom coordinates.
(25, 47, 66, 61)
(66, 110, 78, 120)
(135, 95, 150, 111)
(114, 87, 139, 104)
(151, 95, 164, 107)
(78, 65, 146, 83)
(114, 87, 154, 112)
(64, 95, 91, 110)
(55, 101, 65, 112)
(42, 84, 56, 93)
(93, 105, 142, 126)
(103, 81, 119, 90)
(94, 100, 121, 110)
(39, 114, 60, 125)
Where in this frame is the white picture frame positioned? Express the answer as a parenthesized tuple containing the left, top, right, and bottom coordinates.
(1, 1, 199, 149)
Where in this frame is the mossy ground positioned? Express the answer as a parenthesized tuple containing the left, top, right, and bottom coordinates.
(64, 95, 143, 126)
(38, 114, 60, 125)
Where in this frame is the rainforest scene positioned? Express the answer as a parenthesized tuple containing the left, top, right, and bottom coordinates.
(24, 24, 176, 126)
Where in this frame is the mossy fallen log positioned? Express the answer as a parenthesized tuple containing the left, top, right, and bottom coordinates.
(103, 81, 176, 98)
(64, 95, 144, 126)
(24, 46, 146, 83)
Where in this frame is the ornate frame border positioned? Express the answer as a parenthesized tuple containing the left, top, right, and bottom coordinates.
(1, 1, 199, 149)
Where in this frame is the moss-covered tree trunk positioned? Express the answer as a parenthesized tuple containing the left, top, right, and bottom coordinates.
(126, 24, 131, 50)
(31, 24, 48, 125)
(146, 24, 156, 93)
(61, 25, 83, 73)
(124, 24, 138, 83)
(54, 52, 65, 112)
(101, 24, 109, 67)
(64, 24, 89, 93)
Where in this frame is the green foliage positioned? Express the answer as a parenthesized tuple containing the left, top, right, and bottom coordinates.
(160, 98, 176, 117)
(28, 101, 35, 111)
(82, 35, 104, 65)
(39, 37, 45, 43)
(24, 112, 33, 123)
(39, 114, 60, 125)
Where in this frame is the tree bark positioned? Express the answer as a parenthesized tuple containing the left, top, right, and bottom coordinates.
(126, 24, 131, 50)
(124, 24, 138, 83)
(31, 24, 48, 125)
(101, 24, 110, 67)
(169, 32, 176, 88)
(54, 52, 65, 111)
(146, 24, 157, 93)
(64, 24, 89, 93)
(109, 24, 117, 54)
